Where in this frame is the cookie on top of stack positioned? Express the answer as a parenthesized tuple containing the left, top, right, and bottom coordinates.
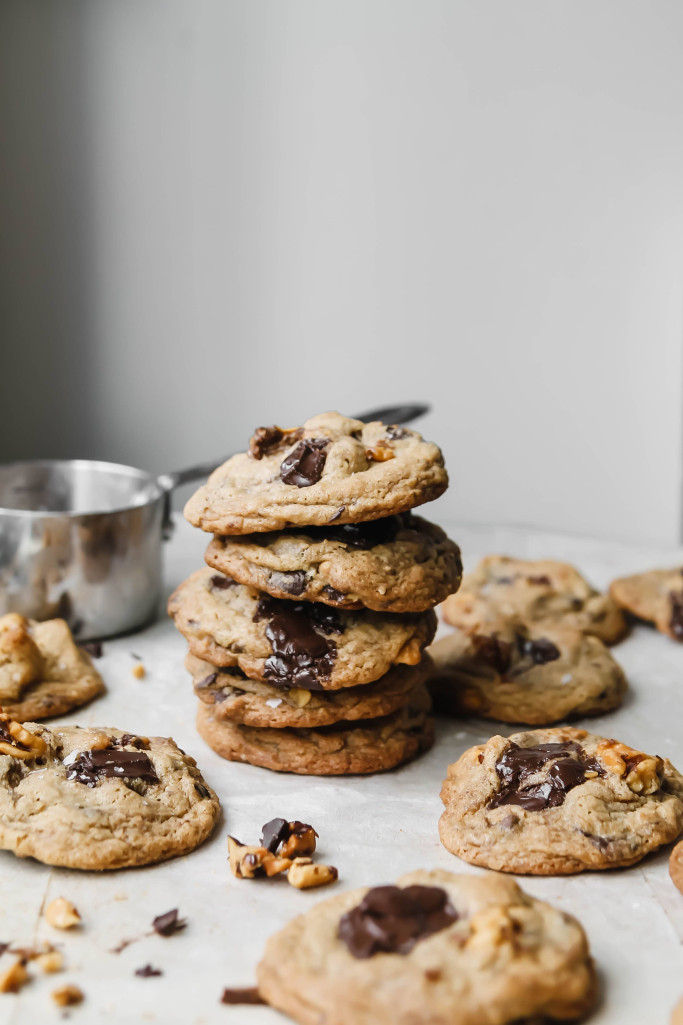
(169, 411, 461, 775)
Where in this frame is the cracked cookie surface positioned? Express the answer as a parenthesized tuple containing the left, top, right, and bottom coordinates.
(256, 868, 597, 1025)
(609, 566, 683, 641)
(442, 556, 627, 644)
(169, 568, 436, 690)
(427, 623, 626, 724)
(0, 614, 104, 721)
(184, 412, 448, 534)
(187, 654, 426, 729)
(195, 683, 433, 775)
(439, 726, 683, 874)
(0, 718, 219, 869)
(205, 514, 462, 613)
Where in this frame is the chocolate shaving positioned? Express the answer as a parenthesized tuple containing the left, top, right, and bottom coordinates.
(221, 987, 265, 1005)
(135, 964, 163, 977)
(152, 909, 186, 937)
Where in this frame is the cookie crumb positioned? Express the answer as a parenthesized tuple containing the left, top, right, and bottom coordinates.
(135, 964, 162, 978)
(131, 663, 146, 680)
(45, 898, 81, 930)
(221, 987, 264, 1005)
(36, 950, 63, 974)
(51, 984, 83, 1007)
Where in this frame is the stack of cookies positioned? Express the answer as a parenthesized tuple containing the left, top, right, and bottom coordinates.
(169, 411, 462, 775)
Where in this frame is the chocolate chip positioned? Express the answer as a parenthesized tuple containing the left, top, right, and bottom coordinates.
(269, 571, 308, 596)
(135, 965, 162, 977)
(338, 885, 458, 959)
(670, 592, 683, 639)
(527, 575, 551, 586)
(516, 636, 561, 665)
(211, 574, 235, 591)
(249, 426, 303, 460)
(321, 585, 348, 604)
(80, 641, 103, 658)
(66, 749, 159, 787)
(221, 988, 265, 1005)
(328, 506, 346, 522)
(152, 909, 186, 937)
(580, 831, 610, 851)
(253, 597, 341, 689)
(472, 635, 513, 674)
(196, 673, 219, 690)
(385, 425, 410, 441)
(113, 734, 149, 750)
(260, 817, 290, 853)
(324, 516, 403, 550)
(488, 741, 604, 811)
(194, 783, 211, 799)
(0, 943, 7, 957)
(280, 439, 330, 487)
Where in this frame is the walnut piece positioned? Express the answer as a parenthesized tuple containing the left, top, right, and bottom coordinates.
(0, 715, 48, 760)
(365, 441, 396, 462)
(44, 897, 81, 930)
(597, 740, 663, 794)
(0, 959, 30, 993)
(131, 663, 146, 679)
(51, 984, 83, 1007)
(280, 822, 317, 859)
(36, 950, 63, 974)
(287, 858, 338, 889)
(227, 836, 291, 879)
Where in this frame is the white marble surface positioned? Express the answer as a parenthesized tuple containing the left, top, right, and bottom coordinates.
(1, 516, 682, 1024)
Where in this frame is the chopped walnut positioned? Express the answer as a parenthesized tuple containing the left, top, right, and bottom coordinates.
(249, 425, 304, 460)
(0, 958, 29, 993)
(44, 897, 81, 930)
(287, 858, 338, 890)
(36, 950, 63, 974)
(0, 714, 48, 759)
(227, 836, 291, 879)
(287, 688, 312, 708)
(597, 740, 663, 794)
(280, 822, 317, 860)
(51, 984, 83, 1007)
(131, 663, 146, 680)
(365, 441, 396, 462)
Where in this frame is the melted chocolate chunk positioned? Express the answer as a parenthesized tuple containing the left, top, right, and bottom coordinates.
(280, 439, 330, 487)
(323, 515, 404, 549)
(488, 741, 603, 811)
(669, 592, 683, 639)
(516, 636, 561, 665)
(80, 641, 103, 658)
(135, 964, 163, 978)
(152, 909, 186, 937)
(260, 817, 289, 853)
(472, 635, 513, 674)
(338, 885, 458, 959)
(254, 597, 341, 690)
(249, 425, 303, 460)
(269, 570, 308, 596)
(221, 988, 265, 1006)
(66, 749, 159, 787)
(211, 574, 236, 590)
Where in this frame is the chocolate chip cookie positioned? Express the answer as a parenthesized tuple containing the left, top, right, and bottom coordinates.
(610, 566, 683, 641)
(0, 614, 105, 721)
(440, 726, 683, 874)
(195, 683, 433, 775)
(427, 623, 627, 724)
(256, 868, 597, 1025)
(204, 514, 462, 613)
(168, 568, 436, 690)
(0, 716, 219, 869)
(184, 412, 448, 534)
(187, 654, 426, 729)
(442, 556, 627, 644)
(670, 839, 683, 895)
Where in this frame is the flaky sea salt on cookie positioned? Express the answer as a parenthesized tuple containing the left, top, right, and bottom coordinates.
(256, 869, 597, 1025)
(184, 412, 448, 534)
(0, 716, 219, 869)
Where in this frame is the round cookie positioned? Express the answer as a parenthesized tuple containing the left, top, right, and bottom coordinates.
(610, 566, 683, 641)
(0, 614, 105, 721)
(204, 514, 462, 613)
(184, 411, 448, 534)
(0, 716, 219, 869)
(427, 623, 627, 725)
(196, 684, 434, 775)
(168, 568, 436, 690)
(439, 726, 683, 875)
(256, 868, 597, 1025)
(442, 555, 627, 645)
(670, 839, 683, 895)
(187, 654, 427, 729)
(673, 997, 683, 1025)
